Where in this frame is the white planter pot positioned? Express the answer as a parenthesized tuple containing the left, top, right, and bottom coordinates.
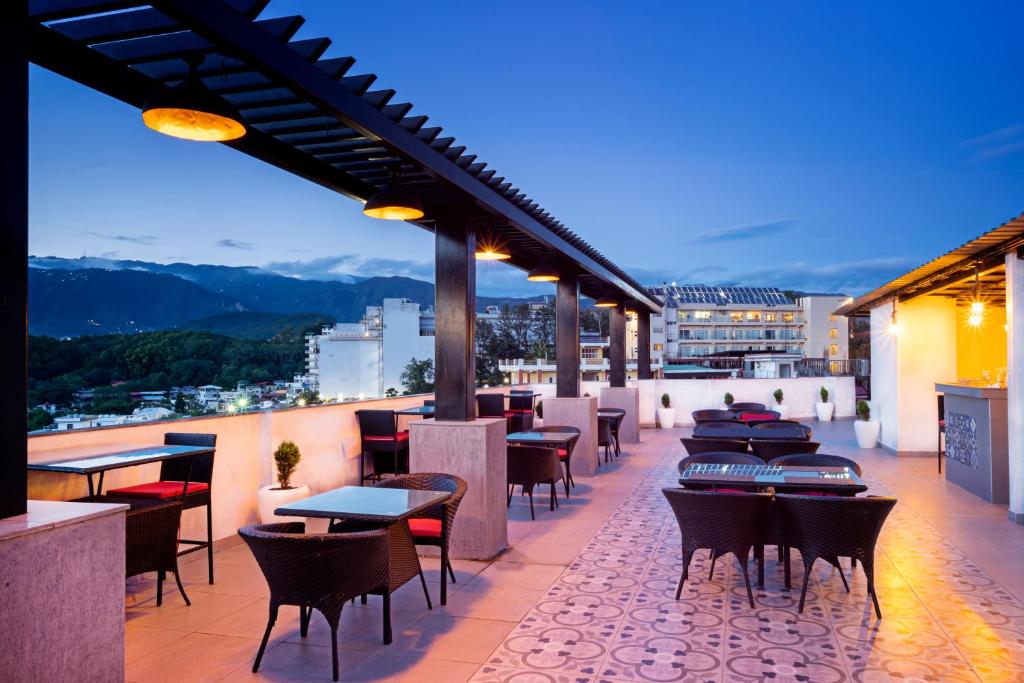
(815, 402, 834, 422)
(257, 484, 310, 523)
(854, 420, 880, 448)
(774, 403, 788, 419)
(657, 407, 676, 429)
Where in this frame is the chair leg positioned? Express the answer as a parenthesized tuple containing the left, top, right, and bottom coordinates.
(676, 550, 693, 600)
(172, 566, 191, 606)
(783, 546, 791, 589)
(507, 484, 514, 507)
(446, 558, 457, 584)
(382, 592, 393, 644)
(739, 554, 755, 608)
(300, 604, 310, 637)
(863, 557, 882, 618)
(156, 570, 164, 607)
(330, 621, 340, 682)
(206, 502, 214, 584)
(528, 490, 535, 520)
(418, 569, 433, 610)
(563, 467, 571, 497)
(707, 551, 717, 581)
(253, 603, 278, 673)
(360, 594, 367, 605)
(755, 544, 765, 588)
(831, 557, 850, 593)
(798, 560, 814, 613)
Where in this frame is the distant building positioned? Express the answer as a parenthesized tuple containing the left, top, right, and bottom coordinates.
(498, 331, 662, 383)
(306, 298, 435, 400)
(793, 292, 852, 361)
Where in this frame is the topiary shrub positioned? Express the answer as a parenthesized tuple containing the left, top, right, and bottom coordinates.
(857, 399, 870, 421)
(274, 441, 301, 489)
(661, 393, 671, 409)
(724, 392, 734, 407)
(820, 386, 830, 403)
(773, 388, 784, 404)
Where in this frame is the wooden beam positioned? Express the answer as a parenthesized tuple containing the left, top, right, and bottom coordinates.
(609, 304, 626, 387)
(556, 274, 580, 398)
(1, 0, 28, 518)
(434, 219, 476, 421)
(636, 311, 651, 380)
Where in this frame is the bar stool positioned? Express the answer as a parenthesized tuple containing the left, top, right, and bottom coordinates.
(355, 410, 409, 483)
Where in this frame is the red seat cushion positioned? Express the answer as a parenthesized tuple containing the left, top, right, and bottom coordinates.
(557, 448, 569, 458)
(408, 518, 442, 538)
(741, 412, 777, 422)
(364, 431, 410, 442)
(939, 419, 946, 427)
(508, 409, 534, 415)
(107, 481, 209, 499)
(503, 411, 517, 418)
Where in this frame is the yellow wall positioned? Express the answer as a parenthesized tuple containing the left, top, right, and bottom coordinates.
(956, 304, 1007, 381)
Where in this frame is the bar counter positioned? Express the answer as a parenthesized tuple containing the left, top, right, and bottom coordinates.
(936, 382, 1009, 504)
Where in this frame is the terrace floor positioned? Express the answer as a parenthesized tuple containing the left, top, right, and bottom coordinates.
(125, 421, 1024, 682)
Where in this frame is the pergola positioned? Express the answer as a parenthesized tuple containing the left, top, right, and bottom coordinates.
(2, 0, 660, 518)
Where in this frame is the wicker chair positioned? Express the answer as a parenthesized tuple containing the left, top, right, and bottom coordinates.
(239, 522, 390, 681)
(749, 439, 821, 461)
(752, 420, 812, 437)
(124, 499, 190, 607)
(107, 432, 217, 583)
(737, 410, 782, 424)
(692, 409, 737, 424)
(700, 420, 745, 428)
(662, 488, 772, 607)
(533, 425, 580, 494)
(768, 453, 863, 477)
(731, 402, 766, 412)
(600, 407, 626, 455)
(355, 410, 409, 483)
(680, 437, 749, 456)
(598, 417, 615, 464)
(776, 494, 897, 618)
(507, 445, 564, 520)
(375, 473, 467, 605)
(507, 393, 536, 431)
(677, 452, 763, 474)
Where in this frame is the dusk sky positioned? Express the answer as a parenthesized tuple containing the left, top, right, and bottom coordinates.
(28, 1, 1024, 297)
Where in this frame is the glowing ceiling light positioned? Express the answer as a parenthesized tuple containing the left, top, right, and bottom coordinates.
(362, 182, 424, 220)
(968, 313, 983, 327)
(526, 263, 560, 282)
(142, 55, 245, 142)
(594, 296, 618, 308)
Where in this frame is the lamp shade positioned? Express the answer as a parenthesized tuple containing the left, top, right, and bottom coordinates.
(594, 296, 619, 308)
(475, 244, 511, 260)
(363, 184, 425, 220)
(142, 75, 245, 142)
(527, 263, 560, 282)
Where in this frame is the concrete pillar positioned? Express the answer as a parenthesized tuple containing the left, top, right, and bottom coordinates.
(433, 219, 476, 421)
(410, 418, 507, 559)
(609, 304, 626, 387)
(1007, 251, 1024, 522)
(555, 275, 580, 397)
(600, 386, 640, 445)
(636, 312, 652, 380)
(541, 396, 598, 478)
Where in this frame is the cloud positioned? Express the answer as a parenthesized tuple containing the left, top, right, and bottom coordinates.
(81, 231, 158, 245)
(692, 220, 793, 244)
(216, 238, 254, 250)
(261, 254, 363, 282)
(707, 257, 914, 296)
(628, 265, 728, 287)
(960, 122, 1024, 161)
(99, 251, 120, 258)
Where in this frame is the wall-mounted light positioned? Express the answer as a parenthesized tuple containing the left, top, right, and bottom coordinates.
(594, 296, 618, 308)
(142, 54, 246, 142)
(527, 263, 560, 282)
(887, 298, 900, 335)
(967, 263, 984, 326)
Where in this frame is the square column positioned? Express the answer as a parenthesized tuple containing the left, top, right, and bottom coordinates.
(556, 275, 580, 397)
(410, 418, 507, 559)
(541, 396, 598, 477)
(609, 303, 626, 387)
(434, 219, 476, 421)
(1008, 251, 1024, 522)
(636, 311, 652, 380)
(600, 386, 640, 444)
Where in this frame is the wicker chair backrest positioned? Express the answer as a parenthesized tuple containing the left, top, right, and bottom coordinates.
(681, 437, 749, 456)
(477, 394, 506, 418)
(767, 453, 862, 476)
(356, 410, 398, 438)
(160, 432, 217, 483)
(375, 473, 468, 530)
(749, 440, 821, 461)
(662, 488, 772, 554)
(731, 402, 766, 412)
(507, 446, 561, 488)
(692, 409, 737, 424)
(776, 494, 896, 559)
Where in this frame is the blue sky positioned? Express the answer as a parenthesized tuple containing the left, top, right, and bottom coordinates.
(29, 0, 1024, 296)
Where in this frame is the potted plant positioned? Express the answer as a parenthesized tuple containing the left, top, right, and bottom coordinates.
(854, 400, 879, 448)
(657, 393, 675, 429)
(724, 392, 735, 410)
(257, 441, 310, 523)
(772, 388, 786, 418)
(815, 386, 834, 422)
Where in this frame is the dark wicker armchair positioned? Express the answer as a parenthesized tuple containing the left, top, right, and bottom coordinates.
(662, 488, 772, 607)
(730, 402, 766, 412)
(597, 417, 615, 464)
(768, 453, 863, 477)
(776, 494, 897, 618)
(533, 425, 580, 494)
(749, 439, 821, 461)
(108, 432, 217, 583)
(692, 409, 737, 424)
(355, 410, 409, 483)
(507, 393, 536, 431)
(600, 407, 626, 455)
(239, 522, 390, 681)
(507, 445, 564, 520)
(681, 436, 749, 456)
(375, 473, 467, 605)
(737, 410, 782, 424)
(126, 499, 190, 607)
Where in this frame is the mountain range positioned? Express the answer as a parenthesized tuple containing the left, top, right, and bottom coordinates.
(29, 256, 546, 338)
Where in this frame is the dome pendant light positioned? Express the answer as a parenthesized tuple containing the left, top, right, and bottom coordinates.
(527, 262, 560, 282)
(142, 54, 246, 142)
(474, 232, 511, 260)
(594, 296, 618, 308)
(363, 176, 425, 221)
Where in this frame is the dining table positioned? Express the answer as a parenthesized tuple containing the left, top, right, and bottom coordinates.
(395, 405, 435, 418)
(678, 462, 866, 495)
(275, 485, 453, 624)
(506, 431, 579, 448)
(692, 424, 810, 441)
(28, 444, 214, 497)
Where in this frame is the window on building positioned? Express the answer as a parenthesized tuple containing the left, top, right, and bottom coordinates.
(829, 328, 838, 338)
(729, 312, 743, 322)
(782, 313, 795, 323)
(677, 311, 689, 321)
(829, 343, 839, 356)
(581, 347, 599, 359)
(746, 312, 761, 321)
(653, 343, 664, 351)
(829, 314, 837, 322)
(694, 311, 712, 321)
(764, 312, 776, 322)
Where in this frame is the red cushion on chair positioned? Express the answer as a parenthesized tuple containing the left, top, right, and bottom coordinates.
(938, 419, 946, 427)
(107, 481, 209, 499)
(407, 518, 442, 538)
(364, 431, 410, 442)
(504, 411, 517, 418)
(508, 409, 534, 415)
(557, 448, 569, 458)
(741, 412, 777, 422)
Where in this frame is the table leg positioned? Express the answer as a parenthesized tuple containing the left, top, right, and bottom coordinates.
(86, 474, 95, 498)
(440, 513, 448, 605)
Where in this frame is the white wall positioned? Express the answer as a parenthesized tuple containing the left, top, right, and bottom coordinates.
(318, 336, 380, 400)
(871, 301, 899, 450)
(1007, 252, 1024, 521)
(801, 295, 850, 359)
(381, 299, 433, 395)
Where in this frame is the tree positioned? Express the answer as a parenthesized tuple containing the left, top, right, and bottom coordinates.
(400, 358, 435, 394)
(530, 304, 556, 356)
(297, 389, 322, 405)
(27, 407, 54, 432)
(173, 393, 187, 414)
(384, 387, 398, 398)
(475, 319, 504, 387)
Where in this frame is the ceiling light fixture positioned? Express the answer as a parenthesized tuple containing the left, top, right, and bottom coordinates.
(142, 54, 246, 142)
(527, 263, 560, 282)
(594, 296, 619, 308)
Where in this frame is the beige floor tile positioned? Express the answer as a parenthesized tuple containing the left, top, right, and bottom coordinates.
(128, 591, 259, 632)
(437, 584, 546, 621)
(495, 539, 583, 566)
(469, 561, 565, 591)
(124, 624, 190, 665)
(126, 632, 258, 683)
(179, 556, 269, 598)
(346, 650, 480, 682)
(218, 641, 376, 682)
(395, 614, 515, 663)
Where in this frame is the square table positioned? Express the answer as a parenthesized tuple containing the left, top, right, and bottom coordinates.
(678, 463, 866, 495)
(275, 486, 453, 619)
(506, 431, 579, 448)
(28, 445, 214, 497)
(692, 424, 809, 441)
(395, 405, 435, 418)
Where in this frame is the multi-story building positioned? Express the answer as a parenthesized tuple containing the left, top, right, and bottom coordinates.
(306, 298, 435, 400)
(499, 331, 662, 384)
(794, 292, 851, 360)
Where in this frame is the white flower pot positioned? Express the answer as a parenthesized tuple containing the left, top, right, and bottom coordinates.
(257, 484, 310, 523)
(774, 403, 787, 419)
(815, 402, 834, 422)
(854, 420, 880, 448)
(657, 407, 676, 429)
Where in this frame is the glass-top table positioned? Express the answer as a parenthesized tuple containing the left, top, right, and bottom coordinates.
(678, 463, 866, 494)
(274, 485, 450, 522)
(692, 424, 809, 441)
(395, 405, 435, 417)
(28, 444, 214, 496)
(507, 431, 579, 447)
(507, 392, 542, 399)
